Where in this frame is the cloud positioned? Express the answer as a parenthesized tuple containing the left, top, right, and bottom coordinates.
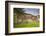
(23, 8, 40, 16)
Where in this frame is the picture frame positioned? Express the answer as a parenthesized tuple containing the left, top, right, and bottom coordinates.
(5, 1, 45, 35)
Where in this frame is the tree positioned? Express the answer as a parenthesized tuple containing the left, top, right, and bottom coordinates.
(14, 8, 25, 24)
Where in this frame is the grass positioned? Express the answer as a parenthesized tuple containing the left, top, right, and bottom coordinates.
(14, 21, 40, 28)
(14, 16, 40, 28)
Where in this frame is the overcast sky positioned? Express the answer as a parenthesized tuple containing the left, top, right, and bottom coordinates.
(23, 8, 39, 16)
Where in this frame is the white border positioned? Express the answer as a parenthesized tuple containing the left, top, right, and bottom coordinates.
(8, 3, 43, 33)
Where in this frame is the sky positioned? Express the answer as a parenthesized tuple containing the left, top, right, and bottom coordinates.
(23, 8, 40, 16)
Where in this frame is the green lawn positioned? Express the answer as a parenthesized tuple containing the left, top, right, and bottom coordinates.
(14, 21, 40, 28)
(14, 15, 40, 28)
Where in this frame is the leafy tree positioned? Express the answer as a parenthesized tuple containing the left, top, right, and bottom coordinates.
(14, 8, 25, 24)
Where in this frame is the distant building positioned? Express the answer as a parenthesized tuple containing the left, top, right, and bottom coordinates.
(14, 13, 40, 24)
